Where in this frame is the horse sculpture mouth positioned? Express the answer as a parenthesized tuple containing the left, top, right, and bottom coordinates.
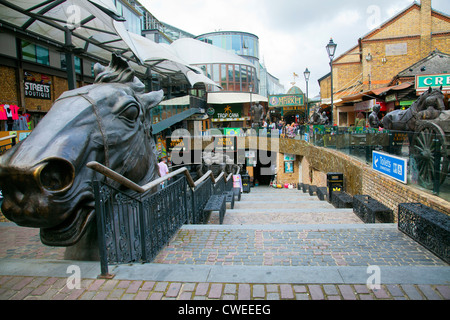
(40, 198, 95, 247)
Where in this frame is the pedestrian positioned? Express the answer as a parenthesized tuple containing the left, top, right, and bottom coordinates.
(158, 156, 169, 188)
(277, 120, 283, 135)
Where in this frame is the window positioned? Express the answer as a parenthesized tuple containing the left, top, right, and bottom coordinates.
(213, 64, 220, 82)
(117, 1, 141, 34)
(61, 54, 82, 74)
(241, 66, 248, 91)
(232, 35, 241, 55)
(21, 41, 49, 66)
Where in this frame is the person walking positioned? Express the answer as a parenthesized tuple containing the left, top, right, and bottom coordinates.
(158, 157, 169, 188)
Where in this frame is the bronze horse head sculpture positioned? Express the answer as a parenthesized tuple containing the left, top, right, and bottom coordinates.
(0, 54, 164, 260)
(381, 86, 445, 131)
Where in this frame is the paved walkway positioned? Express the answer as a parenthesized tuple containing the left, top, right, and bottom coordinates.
(0, 186, 449, 301)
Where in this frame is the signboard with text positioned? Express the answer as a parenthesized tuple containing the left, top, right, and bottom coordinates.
(269, 94, 304, 108)
(24, 81, 51, 100)
(214, 136, 236, 152)
(372, 151, 408, 184)
(415, 73, 450, 93)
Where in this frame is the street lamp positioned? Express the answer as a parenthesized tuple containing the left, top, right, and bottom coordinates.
(326, 38, 337, 125)
(303, 68, 310, 123)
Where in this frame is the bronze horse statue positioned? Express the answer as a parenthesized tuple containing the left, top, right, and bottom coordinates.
(382, 86, 445, 131)
(0, 55, 164, 260)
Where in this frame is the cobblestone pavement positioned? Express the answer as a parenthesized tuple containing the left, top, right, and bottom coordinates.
(0, 186, 449, 301)
(154, 226, 446, 267)
(1, 275, 449, 300)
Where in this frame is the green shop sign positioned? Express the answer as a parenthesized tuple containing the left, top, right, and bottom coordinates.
(269, 94, 304, 107)
(415, 73, 450, 91)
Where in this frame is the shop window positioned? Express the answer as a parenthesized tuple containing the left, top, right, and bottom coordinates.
(21, 40, 49, 66)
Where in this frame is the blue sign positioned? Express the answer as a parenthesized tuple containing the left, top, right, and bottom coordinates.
(372, 151, 408, 184)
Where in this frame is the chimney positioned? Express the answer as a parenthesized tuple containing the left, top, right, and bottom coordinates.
(420, 0, 432, 58)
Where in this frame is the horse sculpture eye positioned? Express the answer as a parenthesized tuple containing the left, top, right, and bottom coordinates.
(120, 105, 140, 121)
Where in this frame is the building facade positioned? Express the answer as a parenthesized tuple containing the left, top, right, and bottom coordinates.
(319, 0, 450, 126)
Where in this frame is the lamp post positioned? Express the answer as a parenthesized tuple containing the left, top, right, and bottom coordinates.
(326, 38, 337, 125)
(303, 68, 310, 123)
(249, 84, 253, 128)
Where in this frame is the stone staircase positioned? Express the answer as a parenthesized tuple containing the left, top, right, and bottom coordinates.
(153, 186, 448, 277)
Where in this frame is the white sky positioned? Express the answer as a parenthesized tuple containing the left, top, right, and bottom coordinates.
(140, 0, 449, 97)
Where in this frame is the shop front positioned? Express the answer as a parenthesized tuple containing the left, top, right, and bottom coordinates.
(207, 103, 250, 128)
(268, 92, 306, 125)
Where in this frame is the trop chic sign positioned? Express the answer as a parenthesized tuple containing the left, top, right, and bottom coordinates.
(24, 81, 51, 100)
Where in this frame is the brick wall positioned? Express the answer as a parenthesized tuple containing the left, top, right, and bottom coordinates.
(362, 165, 450, 220)
(320, 1, 450, 95)
(278, 138, 450, 220)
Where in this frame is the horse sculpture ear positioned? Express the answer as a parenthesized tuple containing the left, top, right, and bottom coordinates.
(93, 63, 106, 78)
(140, 90, 164, 136)
(428, 86, 432, 93)
(141, 90, 164, 110)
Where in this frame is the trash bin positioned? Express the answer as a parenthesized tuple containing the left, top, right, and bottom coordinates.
(242, 172, 251, 193)
(327, 172, 343, 202)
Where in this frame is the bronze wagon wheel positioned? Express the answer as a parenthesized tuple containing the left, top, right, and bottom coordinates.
(411, 122, 449, 189)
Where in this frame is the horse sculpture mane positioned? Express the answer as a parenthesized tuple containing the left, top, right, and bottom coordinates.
(0, 54, 164, 260)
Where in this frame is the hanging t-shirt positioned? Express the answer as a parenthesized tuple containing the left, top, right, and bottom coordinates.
(0, 104, 7, 120)
(9, 105, 19, 120)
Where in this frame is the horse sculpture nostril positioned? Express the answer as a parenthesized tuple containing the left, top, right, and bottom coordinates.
(39, 159, 75, 192)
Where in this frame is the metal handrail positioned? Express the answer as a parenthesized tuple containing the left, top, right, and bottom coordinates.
(0, 134, 17, 142)
(87, 161, 234, 193)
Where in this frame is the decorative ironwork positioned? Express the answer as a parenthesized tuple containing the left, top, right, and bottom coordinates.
(398, 203, 450, 264)
(94, 166, 236, 274)
(191, 178, 213, 224)
(353, 195, 393, 223)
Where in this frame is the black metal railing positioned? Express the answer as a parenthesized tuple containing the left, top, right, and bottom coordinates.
(88, 161, 237, 277)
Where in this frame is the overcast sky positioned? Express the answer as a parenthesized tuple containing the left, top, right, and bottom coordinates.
(140, 0, 449, 98)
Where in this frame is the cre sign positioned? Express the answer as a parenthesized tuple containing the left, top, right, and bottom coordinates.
(372, 151, 408, 184)
(415, 74, 450, 93)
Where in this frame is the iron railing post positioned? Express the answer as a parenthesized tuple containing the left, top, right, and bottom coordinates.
(93, 181, 114, 279)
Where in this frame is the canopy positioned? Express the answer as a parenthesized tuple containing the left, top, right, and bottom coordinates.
(207, 92, 268, 104)
(0, 0, 141, 64)
(0, 0, 220, 88)
(128, 32, 221, 88)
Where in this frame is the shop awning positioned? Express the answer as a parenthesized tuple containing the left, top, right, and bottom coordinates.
(207, 92, 268, 104)
(341, 82, 413, 102)
(151, 108, 204, 134)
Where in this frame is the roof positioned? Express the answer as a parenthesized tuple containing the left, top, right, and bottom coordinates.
(0, 0, 220, 88)
(396, 49, 450, 78)
(152, 108, 203, 134)
(169, 38, 255, 68)
(286, 86, 304, 95)
(340, 82, 413, 102)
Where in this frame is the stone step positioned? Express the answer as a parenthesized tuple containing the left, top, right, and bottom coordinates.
(154, 224, 448, 268)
